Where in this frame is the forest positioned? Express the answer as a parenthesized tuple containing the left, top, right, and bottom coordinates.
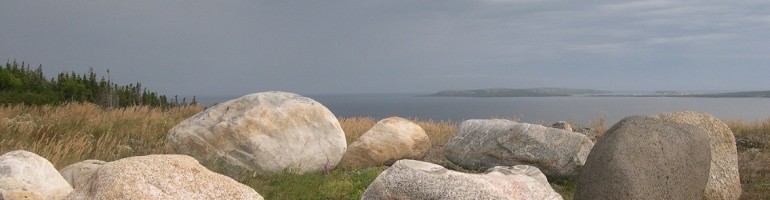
(0, 60, 195, 108)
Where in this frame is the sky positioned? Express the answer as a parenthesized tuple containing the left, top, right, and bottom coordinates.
(1, 0, 769, 96)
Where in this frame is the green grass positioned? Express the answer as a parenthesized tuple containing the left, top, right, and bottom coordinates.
(241, 167, 384, 200)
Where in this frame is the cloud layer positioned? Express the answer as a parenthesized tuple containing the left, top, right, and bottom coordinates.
(1, 0, 768, 95)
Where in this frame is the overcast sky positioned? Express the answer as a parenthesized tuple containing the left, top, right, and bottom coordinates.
(1, 1, 769, 96)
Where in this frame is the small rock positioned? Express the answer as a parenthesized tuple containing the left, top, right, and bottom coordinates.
(338, 117, 431, 169)
(58, 160, 106, 190)
(552, 121, 573, 132)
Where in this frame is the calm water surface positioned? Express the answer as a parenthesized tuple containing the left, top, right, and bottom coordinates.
(199, 94, 770, 125)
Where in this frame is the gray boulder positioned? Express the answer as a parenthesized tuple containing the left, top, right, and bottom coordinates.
(59, 160, 106, 190)
(0, 150, 73, 200)
(64, 155, 263, 200)
(444, 119, 594, 178)
(575, 115, 711, 200)
(362, 159, 562, 200)
(653, 111, 741, 200)
(165, 91, 347, 177)
(338, 117, 431, 169)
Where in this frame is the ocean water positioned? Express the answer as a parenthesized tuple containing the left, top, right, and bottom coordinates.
(197, 94, 770, 125)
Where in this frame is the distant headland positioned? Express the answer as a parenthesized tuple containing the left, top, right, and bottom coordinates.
(428, 88, 770, 98)
(427, 88, 609, 97)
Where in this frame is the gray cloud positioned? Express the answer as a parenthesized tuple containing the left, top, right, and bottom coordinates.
(1, 0, 768, 96)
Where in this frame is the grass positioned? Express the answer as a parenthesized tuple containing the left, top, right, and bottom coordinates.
(0, 102, 202, 168)
(1, 103, 768, 199)
(726, 119, 770, 200)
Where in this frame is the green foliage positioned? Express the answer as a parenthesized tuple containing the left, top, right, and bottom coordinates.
(551, 179, 578, 200)
(0, 60, 195, 108)
(244, 167, 384, 200)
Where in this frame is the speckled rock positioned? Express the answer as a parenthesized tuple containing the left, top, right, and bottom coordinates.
(575, 116, 711, 200)
(653, 111, 741, 200)
(362, 159, 562, 200)
(338, 117, 431, 169)
(59, 160, 106, 190)
(166, 91, 347, 177)
(444, 119, 594, 179)
(63, 154, 263, 200)
(0, 150, 72, 200)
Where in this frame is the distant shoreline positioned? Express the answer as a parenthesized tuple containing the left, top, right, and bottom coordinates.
(427, 88, 770, 98)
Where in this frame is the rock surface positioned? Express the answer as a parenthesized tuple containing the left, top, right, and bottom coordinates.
(165, 91, 347, 176)
(59, 160, 106, 190)
(64, 154, 263, 200)
(444, 119, 594, 178)
(362, 159, 562, 200)
(0, 150, 73, 200)
(653, 111, 741, 200)
(575, 115, 711, 200)
(551, 121, 601, 142)
(338, 117, 431, 169)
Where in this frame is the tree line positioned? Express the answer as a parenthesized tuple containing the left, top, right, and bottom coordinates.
(0, 60, 196, 108)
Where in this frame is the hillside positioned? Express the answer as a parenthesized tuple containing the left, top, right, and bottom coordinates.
(429, 88, 609, 97)
(687, 90, 770, 98)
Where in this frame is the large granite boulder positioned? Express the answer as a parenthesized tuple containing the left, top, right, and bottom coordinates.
(0, 150, 73, 200)
(575, 116, 711, 200)
(444, 119, 594, 178)
(165, 91, 347, 176)
(338, 117, 431, 169)
(64, 155, 263, 200)
(59, 160, 106, 190)
(653, 111, 741, 200)
(362, 159, 562, 200)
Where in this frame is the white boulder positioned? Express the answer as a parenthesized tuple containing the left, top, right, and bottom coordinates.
(64, 154, 263, 200)
(0, 150, 73, 200)
(362, 159, 562, 200)
(165, 91, 347, 176)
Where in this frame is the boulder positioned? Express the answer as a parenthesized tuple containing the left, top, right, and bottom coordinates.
(0, 150, 73, 200)
(551, 121, 601, 142)
(165, 91, 347, 176)
(361, 159, 562, 200)
(575, 116, 711, 200)
(653, 111, 741, 200)
(58, 160, 106, 190)
(338, 117, 431, 169)
(64, 154, 263, 200)
(444, 119, 594, 178)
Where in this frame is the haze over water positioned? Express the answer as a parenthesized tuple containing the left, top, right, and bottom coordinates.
(199, 94, 770, 125)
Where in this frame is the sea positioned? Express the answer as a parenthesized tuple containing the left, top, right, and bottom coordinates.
(196, 93, 770, 125)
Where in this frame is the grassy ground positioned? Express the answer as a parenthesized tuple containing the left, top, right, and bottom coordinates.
(0, 103, 767, 199)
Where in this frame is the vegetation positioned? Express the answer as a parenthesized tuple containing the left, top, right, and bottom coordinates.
(0, 103, 768, 199)
(0, 60, 195, 107)
(429, 88, 609, 97)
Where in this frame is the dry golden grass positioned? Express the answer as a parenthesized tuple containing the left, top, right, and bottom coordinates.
(338, 117, 456, 146)
(0, 102, 203, 168)
(725, 119, 770, 199)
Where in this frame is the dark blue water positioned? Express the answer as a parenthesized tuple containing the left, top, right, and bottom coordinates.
(197, 94, 770, 125)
